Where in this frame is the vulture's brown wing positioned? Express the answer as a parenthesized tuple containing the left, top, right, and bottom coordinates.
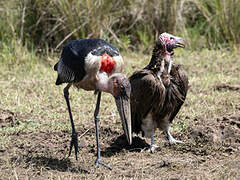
(129, 69, 166, 134)
(167, 64, 189, 123)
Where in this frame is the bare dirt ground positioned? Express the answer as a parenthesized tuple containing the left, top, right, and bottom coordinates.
(0, 50, 239, 179)
(0, 97, 239, 179)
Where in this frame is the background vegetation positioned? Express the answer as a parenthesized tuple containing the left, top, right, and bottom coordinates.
(0, 0, 239, 179)
(1, 0, 240, 64)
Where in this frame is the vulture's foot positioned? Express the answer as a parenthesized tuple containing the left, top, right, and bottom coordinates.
(146, 135, 160, 153)
(68, 132, 79, 160)
(166, 127, 183, 145)
(168, 138, 183, 145)
(147, 144, 160, 153)
(95, 159, 112, 170)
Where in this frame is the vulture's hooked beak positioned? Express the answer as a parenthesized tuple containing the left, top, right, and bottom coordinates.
(175, 36, 186, 48)
(114, 77, 132, 145)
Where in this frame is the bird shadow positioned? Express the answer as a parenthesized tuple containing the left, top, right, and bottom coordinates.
(101, 134, 150, 157)
(24, 155, 89, 174)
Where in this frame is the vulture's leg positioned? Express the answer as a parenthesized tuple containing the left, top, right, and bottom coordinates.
(64, 83, 79, 160)
(166, 126, 183, 144)
(148, 135, 159, 153)
(94, 92, 112, 170)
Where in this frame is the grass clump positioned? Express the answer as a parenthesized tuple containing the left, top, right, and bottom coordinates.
(3, 0, 240, 51)
(192, 0, 240, 48)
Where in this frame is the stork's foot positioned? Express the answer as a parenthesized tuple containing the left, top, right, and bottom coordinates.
(95, 158, 112, 170)
(68, 132, 79, 160)
(147, 144, 160, 153)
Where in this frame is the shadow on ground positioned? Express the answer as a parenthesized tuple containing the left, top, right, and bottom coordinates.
(11, 154, 89, 174)
(102, 134, 150, 157)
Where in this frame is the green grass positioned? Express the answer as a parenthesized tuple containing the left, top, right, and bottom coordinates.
(193, 0, 240, 47)
(1, 0, 240, 51)
(0, 47, 239, 179)
(0, 48, 239, 135)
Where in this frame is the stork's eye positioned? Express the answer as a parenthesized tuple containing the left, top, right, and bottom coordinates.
(116, 80, 121, 86)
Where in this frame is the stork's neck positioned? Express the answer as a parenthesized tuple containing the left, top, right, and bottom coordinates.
(96, 72, 111, 93)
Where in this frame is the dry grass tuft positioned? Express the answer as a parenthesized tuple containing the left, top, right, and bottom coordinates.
(0, 49, 239, 179)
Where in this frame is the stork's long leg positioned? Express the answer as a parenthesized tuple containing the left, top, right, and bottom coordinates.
(64, 83, 79, 160)
(166, 126, 183, 144)
(94, 92, 112, 170)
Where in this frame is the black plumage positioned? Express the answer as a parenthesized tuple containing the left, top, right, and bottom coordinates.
(54, 38, 120, 85)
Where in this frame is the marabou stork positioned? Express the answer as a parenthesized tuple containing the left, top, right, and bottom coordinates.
(129, 33, 188, 152)
(54, 38, 132, 169)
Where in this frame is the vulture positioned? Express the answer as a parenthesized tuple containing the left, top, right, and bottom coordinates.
(54, 38, 131, 169)
(129, 32, 189, 151)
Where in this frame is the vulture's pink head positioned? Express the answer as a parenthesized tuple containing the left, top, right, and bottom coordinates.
(157, 32, 186, 53)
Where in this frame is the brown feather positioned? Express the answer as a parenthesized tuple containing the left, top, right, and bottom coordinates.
(129, 32, 189, 139)
(130, 69, 166, 135)
(130, 61, 189, 137)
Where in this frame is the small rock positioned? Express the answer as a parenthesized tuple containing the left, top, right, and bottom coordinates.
(156, 160, 170, 168)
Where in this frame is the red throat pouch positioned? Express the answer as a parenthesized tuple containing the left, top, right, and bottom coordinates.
(100, 53, 115, 74)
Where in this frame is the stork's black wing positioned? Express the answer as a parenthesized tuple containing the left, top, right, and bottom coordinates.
(54, 38, 120, 85)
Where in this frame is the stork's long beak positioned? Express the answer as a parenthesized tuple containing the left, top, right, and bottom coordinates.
(114, 78, 132, 145)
